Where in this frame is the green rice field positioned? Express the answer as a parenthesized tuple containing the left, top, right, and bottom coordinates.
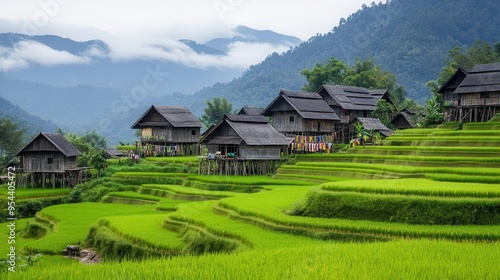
(1, 123, 500, 278)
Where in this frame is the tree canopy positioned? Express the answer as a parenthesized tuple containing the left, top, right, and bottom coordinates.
(0, 118, 26, 166)
(62, 130, 108, 171)
(200, 97, 234, 127)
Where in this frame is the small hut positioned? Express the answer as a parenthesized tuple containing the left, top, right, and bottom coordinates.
(16, 132, 87, 188)
(350, 117, 393, 145)
(198, 114, 287, 175)
(391, 109, 418, 129)
(131, 105, 203, 156)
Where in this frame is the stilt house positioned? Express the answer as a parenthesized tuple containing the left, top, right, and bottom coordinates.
(198, 114, 287, 175)
(16, 132, 87, 188)
(438, 63, 500, 122)
(316, 85, 391, 143)
(261, 90, 339, 135)
(131, 105, 203, 156)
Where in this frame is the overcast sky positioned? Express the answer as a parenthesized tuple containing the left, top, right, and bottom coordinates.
(0, 0, 373, 71)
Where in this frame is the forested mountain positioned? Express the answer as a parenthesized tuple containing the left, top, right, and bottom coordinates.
(2, 0, 500, 144)
(0, 93, 56, 137)
(185, 0, 500, 113)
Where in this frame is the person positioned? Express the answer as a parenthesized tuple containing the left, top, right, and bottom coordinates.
(134, 154, 139, 163)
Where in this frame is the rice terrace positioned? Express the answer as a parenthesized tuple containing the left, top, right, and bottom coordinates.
(1, 120, 499, 279)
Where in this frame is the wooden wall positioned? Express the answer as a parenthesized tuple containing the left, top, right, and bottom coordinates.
(141, 127, 200, 143)
(271, 111, 303, 132)
(239, 144, 281, 160)
(21, 152, 77, 172)
(461, 92, 500, 106)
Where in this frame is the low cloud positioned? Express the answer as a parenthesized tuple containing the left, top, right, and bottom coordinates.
(0, 40, 94, 71)
(105, 35, 293, 70)
(0, 34, 294, 72)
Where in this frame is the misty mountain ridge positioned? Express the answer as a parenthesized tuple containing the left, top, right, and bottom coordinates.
(2, 0, 500, 145)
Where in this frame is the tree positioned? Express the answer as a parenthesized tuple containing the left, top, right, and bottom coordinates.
(421, 96, 444, 128)
(372, 99, 396, 126)
(90, 150, 108, 178)
(200, 97, 234, 127)
(301, 57, 348, 92)
(0, 118, 26, 166)
(63, 130, 108, 168)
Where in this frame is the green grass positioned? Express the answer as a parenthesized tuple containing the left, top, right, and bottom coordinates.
(6, 240, 500, 279)
(217, 186, 500, 241)
(145, 156, 199, 163)
(0, 188, 71, 200)
(186, 175, 315, 186)
(321, 178, 500, 198)
(141, 184, 239, 198)
(3, 202, 161, 255)
(98, 213, 186, 251)
(112, 172, 191, 178)
(291, 162, 500, 177)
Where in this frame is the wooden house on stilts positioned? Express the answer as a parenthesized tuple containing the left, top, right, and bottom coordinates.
(438, 62, 500, 122)
(316, 85, 392, 143)
(198, 114, 287, 175)
(261, 90, 340, 153)
(16, 132, 88, 188)
(132, 105, 203, 156)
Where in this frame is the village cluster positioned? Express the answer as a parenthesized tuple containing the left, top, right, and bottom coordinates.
(12, 62, 500, 179)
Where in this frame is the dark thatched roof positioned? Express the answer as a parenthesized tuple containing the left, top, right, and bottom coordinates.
(238, 107, 263, 116)
(131, 105, 202, 129)
(320, 85, 388, 111)
(453, 63, 500, 94)
(200, 114, 287, 146)
(437, 67, 469, 94)
(262, 90, 340, 121)
(225, 114, 268, 123)
(355, 117, 394, 137)
(440, 63, 500, 95)
(17, 132, 82, 157)
(391, 111, 417, 129)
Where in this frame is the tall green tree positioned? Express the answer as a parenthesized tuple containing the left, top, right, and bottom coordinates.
(301, 57, 348, 92)
(200, 97, 234, 127)
(63, 130, 108, 168)
(0, 118, 26, 165)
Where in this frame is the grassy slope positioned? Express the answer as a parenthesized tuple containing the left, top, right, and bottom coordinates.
(2, 123, 500, 278)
